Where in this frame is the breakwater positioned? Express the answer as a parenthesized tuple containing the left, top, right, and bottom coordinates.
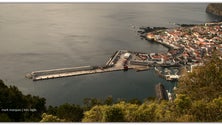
(26, 50, 153, 81)
(155, 83, 168, 101)
(26, 48, 184, 81)
(27, 66, 125, 81)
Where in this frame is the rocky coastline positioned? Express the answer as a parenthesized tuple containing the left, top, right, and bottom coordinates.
(206, 3, 222, 17)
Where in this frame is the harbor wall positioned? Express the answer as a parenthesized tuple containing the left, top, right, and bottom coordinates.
(31, 66, 94, 77)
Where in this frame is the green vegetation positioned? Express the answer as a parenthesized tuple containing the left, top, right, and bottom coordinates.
(0, 51, 221, 122)
(82, 101, 157, 122)
(0, 80, 46, 122)
(176, 52, 222, 101)
(46, 103, 83, 122)
(82, 52, 222, 122)
(40, 113, 66, 122)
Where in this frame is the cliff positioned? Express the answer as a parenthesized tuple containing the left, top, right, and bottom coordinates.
(206, 3, 222, 16)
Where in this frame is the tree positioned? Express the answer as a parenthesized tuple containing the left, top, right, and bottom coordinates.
(154, 100, 173, 122)
(56, 103, 83, 122)
(104, 96, 113, 105)
(176, 51, 222, 101)
(47, 105, 57, 115)
(174, 94, 192, 114)
(103, 106, 124, 122)
(0, 114, 11, 122)
(0, 79, 46, 122)
(211, 96, 222, 121)
(175, 115, 196, 122)
(46, 103, 84, 122)
(128, 98, 142, 105)
(174, 51, 222, 122)
(83, 102, 131, 122)
(82, 105, 106, 122)
(40, 113, 66, 122)
(114, 102, 138, 122)
(135, 102, 157, 122)
(83, 97, 102, 111)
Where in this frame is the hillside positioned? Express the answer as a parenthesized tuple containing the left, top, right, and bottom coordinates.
(206, 3, 222, 16)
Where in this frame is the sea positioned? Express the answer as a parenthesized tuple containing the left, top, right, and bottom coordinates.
(0, 3, 220, 106)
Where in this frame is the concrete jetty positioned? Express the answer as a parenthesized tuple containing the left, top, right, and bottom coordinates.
(31, 66, 126, 81)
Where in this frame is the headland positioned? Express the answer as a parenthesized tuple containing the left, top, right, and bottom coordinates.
(206, 3, 222, 17)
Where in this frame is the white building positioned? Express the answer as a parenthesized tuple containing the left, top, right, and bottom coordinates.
(123, 53, 131, 59)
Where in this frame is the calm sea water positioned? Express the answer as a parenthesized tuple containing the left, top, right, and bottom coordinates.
(0, 3, 218, 106)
